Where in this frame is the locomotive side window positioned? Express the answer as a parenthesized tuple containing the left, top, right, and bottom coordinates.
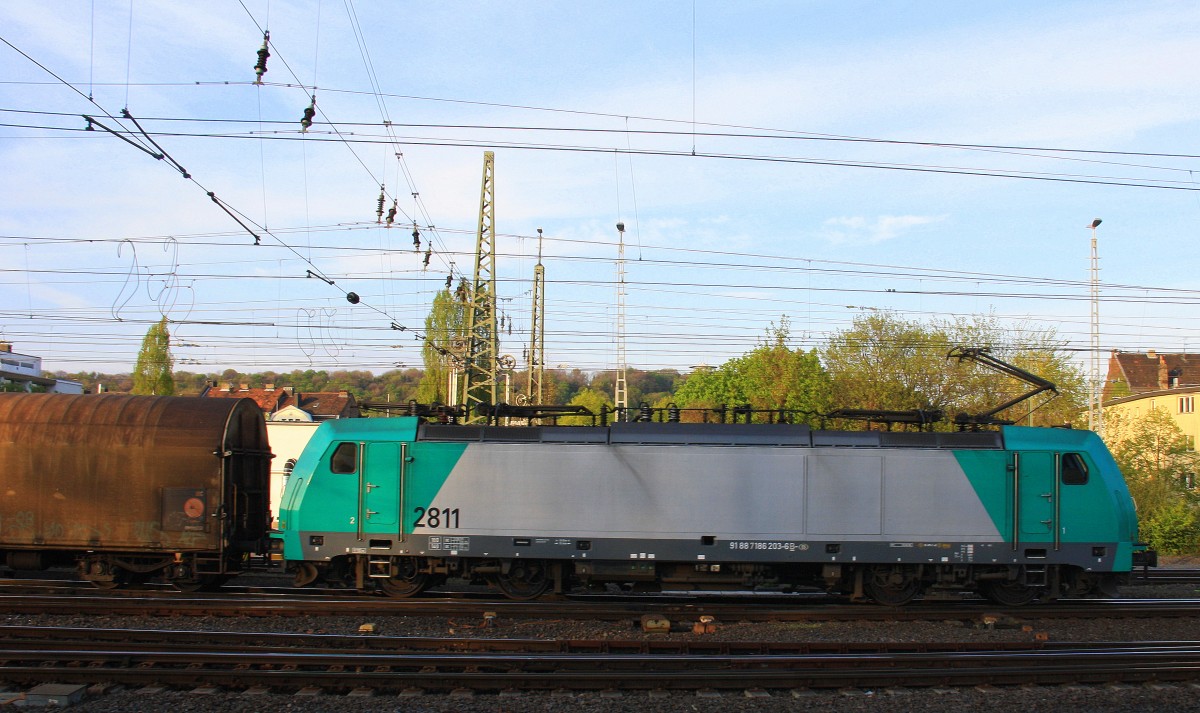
(1062, 453, 1088, 485)
(330, 442, 358, 474)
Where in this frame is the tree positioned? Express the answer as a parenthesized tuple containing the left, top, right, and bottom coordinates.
(559, 387, 613, 425)
(1104, 408, 1200, 554)
(417, 283, 468, 403)
(674, 317, 832, 425)
(132, 317, 175, 395)
(821, 312, 1085, 428)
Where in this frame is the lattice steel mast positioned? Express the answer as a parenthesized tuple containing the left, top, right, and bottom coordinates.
(526, 228, 546, 406)
(460, 151, 499, 422)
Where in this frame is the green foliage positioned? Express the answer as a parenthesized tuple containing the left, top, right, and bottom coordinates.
(1105, 408, 1200, 554)
(674, 317, 832, 425)
(558, 387, 613, 425)
(0, 380, 46, 393)
(1139, 500, 1200, 555)
(418, 284, 469, 403)
(821, 312, 1085, 428)
(131, 318, 175, 395)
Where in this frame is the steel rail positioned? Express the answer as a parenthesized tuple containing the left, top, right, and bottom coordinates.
(2, 592, 1200, 622)
(3, 638, 1200, 692)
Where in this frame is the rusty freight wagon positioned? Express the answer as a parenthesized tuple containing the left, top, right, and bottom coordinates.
(0, 393, 271, 589)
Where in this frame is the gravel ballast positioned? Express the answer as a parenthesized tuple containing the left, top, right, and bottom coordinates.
(3, 581, 1200, 711)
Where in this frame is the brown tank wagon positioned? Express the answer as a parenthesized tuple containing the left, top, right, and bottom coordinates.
(0, 393, 271, 589)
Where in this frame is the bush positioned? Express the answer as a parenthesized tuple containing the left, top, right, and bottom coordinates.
(1140, 501, 1200, 555)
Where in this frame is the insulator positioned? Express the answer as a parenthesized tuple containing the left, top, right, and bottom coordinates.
(253, 32, 270, 84)
(412, 226, 421, 250)
(376, 188, 385, 223)
(445, 274, 453, 289)
(423, 248, 431, 268)
(346, 292, 360, 304)
(300, 97, 316, 132)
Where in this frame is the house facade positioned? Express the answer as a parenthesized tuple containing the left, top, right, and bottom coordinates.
(1103, 350, 1200, 451)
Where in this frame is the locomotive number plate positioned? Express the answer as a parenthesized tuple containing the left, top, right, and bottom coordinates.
(728, 541, 808, 552)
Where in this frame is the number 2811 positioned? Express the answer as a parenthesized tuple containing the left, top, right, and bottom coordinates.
(413, 506, 459, 528)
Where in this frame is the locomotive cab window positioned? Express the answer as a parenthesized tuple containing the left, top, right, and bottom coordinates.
(1062, 453, 1088, 485)
(330, 442, 358, 474)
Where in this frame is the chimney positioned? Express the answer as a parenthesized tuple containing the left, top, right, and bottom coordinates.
(239, 383, 249, 391)
(220, 383, 232, 392)
(265, 383, 275, 391)
(1147, 349, 1157, 360)
(1158, 356, 1169, 390)
(0, 342, 10, 353)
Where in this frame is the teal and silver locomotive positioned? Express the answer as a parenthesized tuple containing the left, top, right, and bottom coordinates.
(278, 416, 1145, 605)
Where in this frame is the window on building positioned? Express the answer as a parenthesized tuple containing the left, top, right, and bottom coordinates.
(1180, 396, 1195, 414)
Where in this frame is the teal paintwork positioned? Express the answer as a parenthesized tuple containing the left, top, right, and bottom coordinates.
(955, 426, 1140, 569)
(278, 418, 466, 560)
(278, 418, 1142, 577)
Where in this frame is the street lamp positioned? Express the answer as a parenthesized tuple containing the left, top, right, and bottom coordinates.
(1087, 219, 1102, 434)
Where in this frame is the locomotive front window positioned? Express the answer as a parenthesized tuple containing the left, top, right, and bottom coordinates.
(330, 442, 358, 474)
(1062, 453, 1088, 485)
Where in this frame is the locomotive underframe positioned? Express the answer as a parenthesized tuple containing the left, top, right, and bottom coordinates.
(292, 542, 1124, 605)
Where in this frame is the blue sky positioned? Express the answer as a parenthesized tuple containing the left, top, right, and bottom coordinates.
(1, 1, 1198, 377)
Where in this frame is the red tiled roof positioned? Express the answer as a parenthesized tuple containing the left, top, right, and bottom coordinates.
(201, 384, 359, 419)
(1105, 351, 1200, 399)
(283, 391, 360, 419)
(202, 386, 288, 413)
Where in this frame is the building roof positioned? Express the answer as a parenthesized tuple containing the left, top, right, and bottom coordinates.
(200, 384, 289, 413)
(1104, 350, 1200, 401)
(287, 391, 360, 419)
(200, 383, 359, 419)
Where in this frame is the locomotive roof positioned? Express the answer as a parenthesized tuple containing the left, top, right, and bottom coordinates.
(414, 421, 1006, 449)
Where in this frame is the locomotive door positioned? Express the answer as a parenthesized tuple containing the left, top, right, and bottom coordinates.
(1015, 451, 1056, 543)
(360, 442, 400, 532)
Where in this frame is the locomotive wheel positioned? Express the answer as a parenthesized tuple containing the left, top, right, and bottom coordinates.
(492, 560, 551, 601)
(863, 565, 921, 606)
(978, 578, 1041, 606)
(293, 562, 320, 587)
(379, 558, 430, 598)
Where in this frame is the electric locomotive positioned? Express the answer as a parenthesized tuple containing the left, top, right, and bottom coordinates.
(278, 416, 1144, 605)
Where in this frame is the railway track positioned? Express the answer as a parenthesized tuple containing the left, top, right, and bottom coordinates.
(2, 589, 1200, 623)
(1, 625, 1200, 693)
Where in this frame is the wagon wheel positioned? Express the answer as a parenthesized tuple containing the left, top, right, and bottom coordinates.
(379, 558, 431, 598)
(80, 557, 129, 590)
(978, 578, 1041, 606)
(492, 560, 551, 601)
(863, 565, 922, 606)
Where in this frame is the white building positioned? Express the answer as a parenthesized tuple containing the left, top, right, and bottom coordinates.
(264, 420, 321, 527)
(0, 343, 83, 394)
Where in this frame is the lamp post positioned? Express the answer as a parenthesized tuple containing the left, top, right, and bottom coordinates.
(1088, 219, 1102, 435)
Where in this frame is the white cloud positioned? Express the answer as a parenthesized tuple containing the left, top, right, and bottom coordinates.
(819, 215, 947, 246)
